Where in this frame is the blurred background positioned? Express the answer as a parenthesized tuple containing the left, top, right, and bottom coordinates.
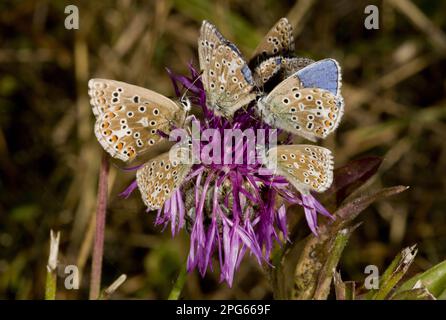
(1, 0, 445, 299)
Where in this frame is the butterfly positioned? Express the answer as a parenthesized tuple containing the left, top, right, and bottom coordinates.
(249, 17, 315, 87)
(250, 17, 295, 64)
(136, 137, 193, 210)
(88, 79, 189, 162)
(198, 20, 256, 117)
(264, 144, 334, 195)
(257, 58, 344, 141)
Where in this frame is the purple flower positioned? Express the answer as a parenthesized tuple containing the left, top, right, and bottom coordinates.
(122, 63, 334, 286)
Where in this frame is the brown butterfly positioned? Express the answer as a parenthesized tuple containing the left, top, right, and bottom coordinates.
(88, 79, 189, 162)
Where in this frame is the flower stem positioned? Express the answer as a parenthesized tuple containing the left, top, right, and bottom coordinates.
(168, 261, 188, 300)
(89, 153, 109, 300)
(45, 230, 60, 300)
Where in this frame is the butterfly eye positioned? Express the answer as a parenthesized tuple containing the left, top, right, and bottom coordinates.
(282, 98, 289, 104)
(139, 106, 146, 113)
(307, 115, 315, 120)
(127, 111, 134, 117)
(149, 120, 157, 126)
(306, 95, 313, 101)
(133, 96, 140, 103)
(153, 108, 159, 115)
(290, 107, 296, 113)
(280, 154, 287, 160)
(148, 139, 155, 145)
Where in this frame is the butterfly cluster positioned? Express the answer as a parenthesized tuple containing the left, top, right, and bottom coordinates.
(88, 17, 345, 284)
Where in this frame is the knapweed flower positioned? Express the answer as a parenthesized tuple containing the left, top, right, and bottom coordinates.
(121, 63, 337, 286)
(112, 19, 344, 286)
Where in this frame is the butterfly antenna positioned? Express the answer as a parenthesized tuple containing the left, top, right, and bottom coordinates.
(180, 74, 203, 127)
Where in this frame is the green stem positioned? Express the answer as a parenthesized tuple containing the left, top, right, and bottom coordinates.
(45, 270, 57, 300)
(168, 262, 188, 300)
(45, 230, 60, 300)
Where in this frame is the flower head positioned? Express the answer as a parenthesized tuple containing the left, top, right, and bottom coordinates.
(128, 63, 334, 286)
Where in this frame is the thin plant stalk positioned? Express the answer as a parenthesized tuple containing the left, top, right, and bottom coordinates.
(168, 262, 188, 300)
(45, 230, 60, 300)
(89, 153, 110, 299)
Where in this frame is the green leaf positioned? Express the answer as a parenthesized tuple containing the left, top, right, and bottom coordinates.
(313, 225, 358, 300)
(391, 288, 435, 300)
(397, 260, 446, 298)
(367, 245, 418, 300)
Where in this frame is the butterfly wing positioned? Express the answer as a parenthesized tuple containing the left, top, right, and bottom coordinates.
(250, 17, 294, 63)
(136, 144, 193, 210)
(253, 56, 316, 87)
(259, 59, 344, 141)
(88, 79, 186, 162)
(198, 21, 256, 117)
(266, 145, 333, 194)
(281, 57, 315, 77)
(252, 56, 283, 87)
(293, 58, 342, 96)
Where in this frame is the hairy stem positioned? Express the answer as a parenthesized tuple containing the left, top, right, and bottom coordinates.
(89, 153, 109, 300)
